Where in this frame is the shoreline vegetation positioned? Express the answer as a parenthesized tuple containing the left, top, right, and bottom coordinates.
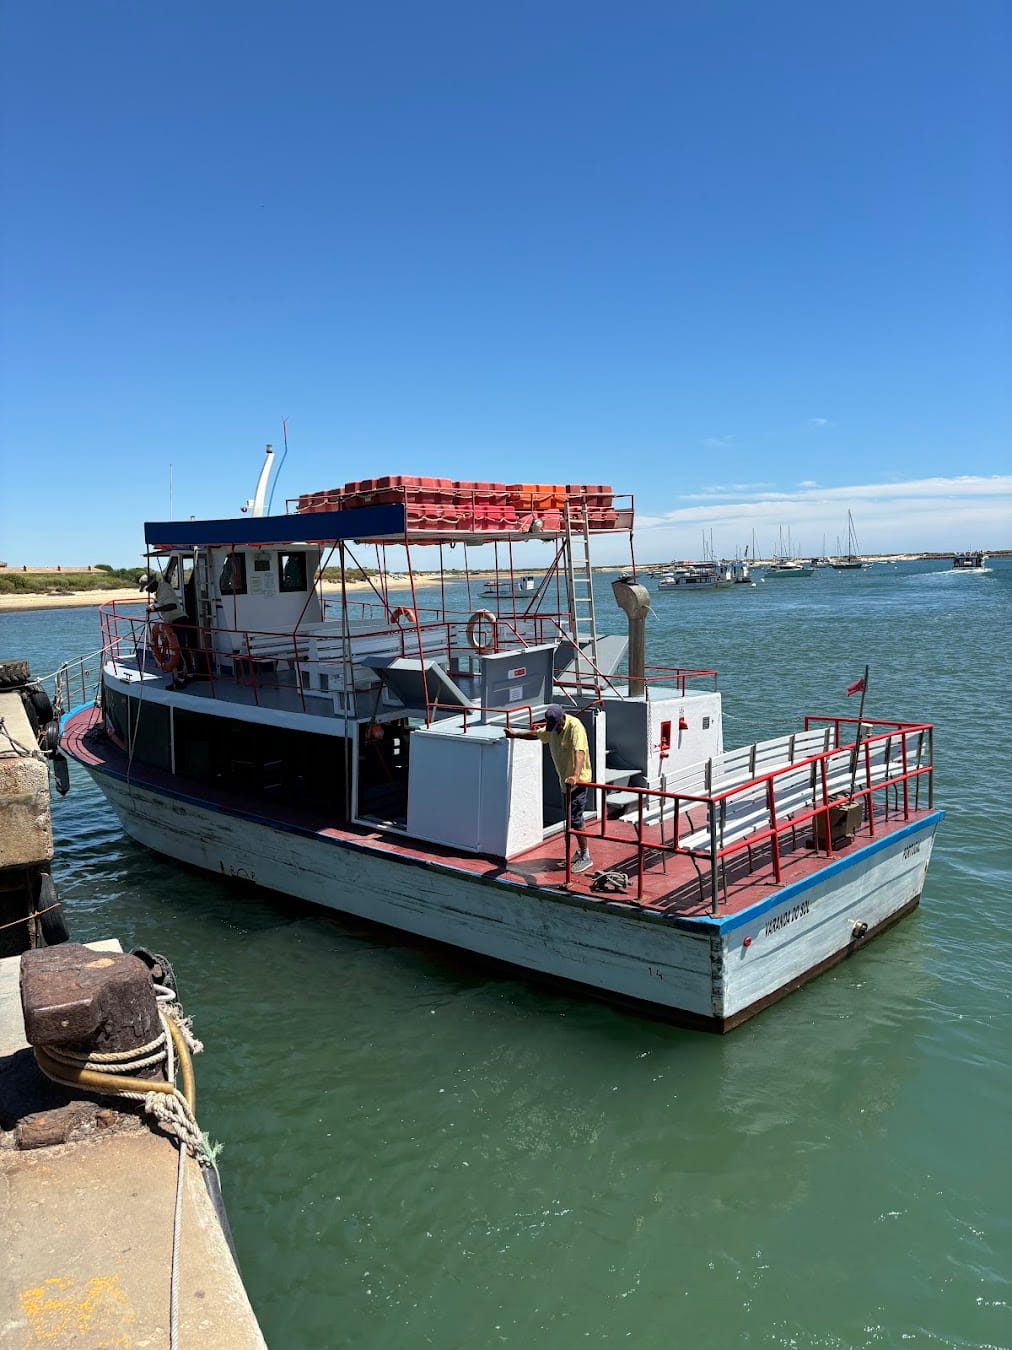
(0, 553, 1003, 613)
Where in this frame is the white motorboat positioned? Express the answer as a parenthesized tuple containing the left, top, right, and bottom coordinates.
(482, 574, 539, 597)
(764, 559, 815, 578)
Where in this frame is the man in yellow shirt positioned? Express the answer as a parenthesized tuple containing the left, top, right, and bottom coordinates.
(505, 704, 594, 872)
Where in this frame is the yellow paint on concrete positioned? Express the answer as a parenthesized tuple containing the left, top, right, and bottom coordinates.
(19, 1273, 135, 1346)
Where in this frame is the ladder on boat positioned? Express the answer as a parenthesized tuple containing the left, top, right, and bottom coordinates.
(563, 499, 600, 698)
(192, 550, 217, 660)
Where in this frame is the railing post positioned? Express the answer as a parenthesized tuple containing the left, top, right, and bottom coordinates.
(901, 734, 910, 819)
(863, 739, 875, 836)
(564, 787, 572, 886)
(819, 757, 833, 857)
(766, 778, 782, 884)
(637, 792, 645, 901)
(928, 728, 934, 809)
(708, 803, 719, 915)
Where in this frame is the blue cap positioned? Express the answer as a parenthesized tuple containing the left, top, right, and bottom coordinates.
(544, 704, 564, 730)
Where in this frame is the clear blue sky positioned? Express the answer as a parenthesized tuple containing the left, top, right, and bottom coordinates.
(2, 0, 1009, 565)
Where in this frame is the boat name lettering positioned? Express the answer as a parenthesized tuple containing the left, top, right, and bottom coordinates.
(764, 900, 810, 936)
(903, 841, 922, 860)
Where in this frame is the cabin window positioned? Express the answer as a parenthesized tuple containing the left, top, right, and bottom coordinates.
(279, 551, 308, 593)
(219, 553, 247, 596)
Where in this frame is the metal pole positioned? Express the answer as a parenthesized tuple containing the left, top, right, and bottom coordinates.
(709, 804, 719, 915)
(848, 664, 869, 801)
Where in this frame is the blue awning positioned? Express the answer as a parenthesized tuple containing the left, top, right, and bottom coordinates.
(144, 505, 407, 550)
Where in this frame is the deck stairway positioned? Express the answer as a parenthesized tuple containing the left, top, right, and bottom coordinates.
(563, 502, 600, 699)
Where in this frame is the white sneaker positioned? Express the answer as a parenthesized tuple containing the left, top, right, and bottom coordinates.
(571, 852, 594, 873)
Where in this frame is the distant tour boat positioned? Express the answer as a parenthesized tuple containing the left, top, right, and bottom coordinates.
(951, 551, 987, 571)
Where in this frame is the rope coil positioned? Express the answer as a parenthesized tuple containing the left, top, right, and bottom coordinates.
(31, 993, 210, 1164)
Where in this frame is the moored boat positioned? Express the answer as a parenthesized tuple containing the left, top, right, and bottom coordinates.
(58, 466, 942, 1030)
(482, 573, 539, 597)
(764, 559, 815, 578)
(831, 511, 867, 570)
(656, 561, 734, 590)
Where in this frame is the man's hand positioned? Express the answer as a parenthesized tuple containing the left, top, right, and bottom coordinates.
(565, 775, 578, 786)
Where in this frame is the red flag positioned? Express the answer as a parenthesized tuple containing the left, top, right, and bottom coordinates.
(847, 677, 865, 696)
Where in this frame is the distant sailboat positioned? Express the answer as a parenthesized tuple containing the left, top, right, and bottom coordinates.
(831, 511, 865, 570)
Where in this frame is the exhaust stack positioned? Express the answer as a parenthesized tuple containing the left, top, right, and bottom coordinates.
(611, 577, 650, 697)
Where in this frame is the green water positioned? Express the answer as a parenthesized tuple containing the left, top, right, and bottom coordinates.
(4, 560, 1010, 1348)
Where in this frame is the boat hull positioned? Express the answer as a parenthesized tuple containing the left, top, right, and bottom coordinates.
(80, 761, 942, 1031)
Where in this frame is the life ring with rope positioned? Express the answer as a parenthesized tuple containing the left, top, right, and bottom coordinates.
(389, 606, 417, 626)
(466, 608, 498, 655)
(150, 621, 181, 673)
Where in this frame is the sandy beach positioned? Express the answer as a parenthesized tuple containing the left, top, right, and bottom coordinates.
(0, 574, 455, 614)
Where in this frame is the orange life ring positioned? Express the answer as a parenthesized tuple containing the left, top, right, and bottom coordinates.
(466, 608, 497, 655)
(150, 621, 181, 673)
(389, 606, 416, 626)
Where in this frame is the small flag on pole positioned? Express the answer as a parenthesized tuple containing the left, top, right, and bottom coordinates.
(847, 676, 865, 697)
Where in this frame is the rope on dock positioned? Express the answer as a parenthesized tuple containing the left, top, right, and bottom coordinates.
(32, 989, 210, 1163)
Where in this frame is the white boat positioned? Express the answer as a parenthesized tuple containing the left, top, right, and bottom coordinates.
(657, 561, 732, 590)
(58, 463, 942, 1031)
(482, 573, 539, 597)
(764, 559, 815, 578)
(951, 550, 988, 572)
(656, 560, 755, 591)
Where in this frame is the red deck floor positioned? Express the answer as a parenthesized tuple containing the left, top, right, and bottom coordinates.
(64, 706, 931, 922)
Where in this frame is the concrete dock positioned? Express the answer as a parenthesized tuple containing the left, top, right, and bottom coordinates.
(1, 940, 266, 1348)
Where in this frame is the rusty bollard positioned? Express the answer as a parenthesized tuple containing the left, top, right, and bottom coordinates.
(21, 943, 162, 1077)
(14, 945, 165, 1149)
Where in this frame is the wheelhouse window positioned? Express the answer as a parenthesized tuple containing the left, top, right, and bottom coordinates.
(279, 551, 308, 593)
(218, 553, 247, 595)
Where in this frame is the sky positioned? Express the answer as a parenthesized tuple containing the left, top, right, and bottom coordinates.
(1, 0, 1009, 568)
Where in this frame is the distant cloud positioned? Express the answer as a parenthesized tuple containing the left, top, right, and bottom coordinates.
(808, 417, 832, 428)
(797, 480, 818, 488)
(630, 474, 1012, 559)
(689, 481, 777, 498)
(700, 435, 734, 449)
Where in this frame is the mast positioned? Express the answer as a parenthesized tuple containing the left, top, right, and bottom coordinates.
(848, 509, 860, 558)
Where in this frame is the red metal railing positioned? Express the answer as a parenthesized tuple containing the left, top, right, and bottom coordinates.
(563, 720, 934, 911)
(99, 600, 723, 727)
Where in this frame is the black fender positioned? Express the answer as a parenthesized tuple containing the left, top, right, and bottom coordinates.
(36, 873, 70, 945)
(40, 719, 61, 754)
(52, 751, 71, 796)
(25, 683, 54, 727)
